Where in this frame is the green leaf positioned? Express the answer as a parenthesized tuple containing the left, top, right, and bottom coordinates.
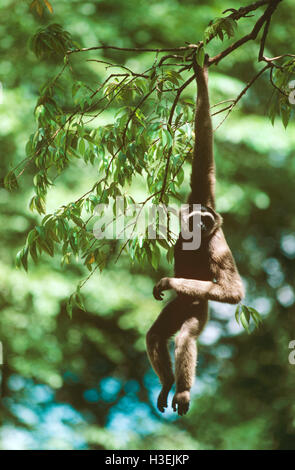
(240, 310, 249, 333)
(16, 250, 23, 269)
(162, 129, 173, 149)
(71, 214, 84, 228)
(236, 304, 262, 332)
(29, 196, 36, 212)
(222, 18, 237, 39)
(18, 247, 29, 272)
(29, 242, 38, 264)
(217, 29, 224, 41)
(27, 229, 38, 246)
(4, 171, 19, 191)
(75, 292, 86, 311)
(166, 246, 174, 264)
(280, 103, 291, 128)
(35, 196, 46, 215)
(66, 295, 74, 318)
(235, 304, 241, 325)
(247, 307, 262, 327)
(241, 305, 250, 323)
(268, 92, 279, 126)
(151, 243, 160, 270)
(196, 46, 205, 67)
(78, 138, 86, 155)
(176, 167, 184, 186)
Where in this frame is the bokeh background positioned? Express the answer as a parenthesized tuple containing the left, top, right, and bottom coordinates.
(0, 0, 295, 450)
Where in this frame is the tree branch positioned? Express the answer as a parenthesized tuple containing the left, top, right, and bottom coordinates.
(209, 0, 283, 66)
(67, 44, 200, 55)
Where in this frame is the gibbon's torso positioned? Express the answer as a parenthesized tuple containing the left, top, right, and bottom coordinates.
(174, 231, 217, 281)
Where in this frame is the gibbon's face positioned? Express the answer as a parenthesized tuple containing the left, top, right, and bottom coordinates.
(187, 205, 222, 238)
(200, 205, 216, 235)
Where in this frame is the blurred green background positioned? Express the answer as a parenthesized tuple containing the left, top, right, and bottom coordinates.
(1, 0, 295, 450)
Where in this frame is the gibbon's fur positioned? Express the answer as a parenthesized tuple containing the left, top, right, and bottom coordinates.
(146, 55, 244, 416)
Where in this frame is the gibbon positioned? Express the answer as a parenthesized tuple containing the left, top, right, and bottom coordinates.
(146, 55, 244, 416)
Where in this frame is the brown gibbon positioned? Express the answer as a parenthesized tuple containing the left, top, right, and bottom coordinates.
(146, 54, 244, 416)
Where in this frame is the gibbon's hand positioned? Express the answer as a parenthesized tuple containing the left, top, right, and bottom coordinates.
(153, 277, 170, 301)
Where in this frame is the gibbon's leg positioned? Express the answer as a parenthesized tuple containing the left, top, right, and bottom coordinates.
(146, 296, 192, 413)
(172, 301, 208, 416)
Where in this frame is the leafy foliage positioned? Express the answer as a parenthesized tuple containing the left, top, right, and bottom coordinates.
(30, 23, 77, 59)
(268, 58, 295, 127)
(8, 33, 197, 283)
(204, 16, 238, 43)
(235, 304, 262, 332)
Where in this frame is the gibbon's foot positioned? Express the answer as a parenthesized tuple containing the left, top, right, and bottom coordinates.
(157, 387, 171, 413)
(172, 391, 190, 416)
(153, 278, 169, 301)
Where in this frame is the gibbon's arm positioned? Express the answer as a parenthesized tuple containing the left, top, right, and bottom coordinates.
(189, 55, 215, 209)
(153, 258, 244, 304)
(153, 232, 244, 304)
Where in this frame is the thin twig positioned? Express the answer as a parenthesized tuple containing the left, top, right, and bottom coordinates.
(214, 63, 270, 130)
(211, 104, 233, 117)
(86, 59, 149, 78)
(67, 44, 200, 55)
(211, 99, 235, 109)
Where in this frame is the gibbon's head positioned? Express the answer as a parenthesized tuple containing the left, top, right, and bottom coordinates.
(186, 205, 223, 238)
